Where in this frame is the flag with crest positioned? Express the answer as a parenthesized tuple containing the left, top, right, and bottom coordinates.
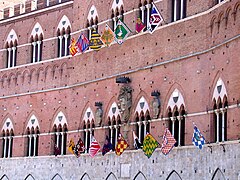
(89, 29, 103, 50)
(142, 133, 159, 158)
(89, 136, 101, 157)
(133, 131, 142, 149)
(102, 136, 114, 156)
(148, 3, 163, 34)
(76, 33, 89, 53)
(136, 17, 146, 33)
(69, 38, 78, 56)
(68, 138, 75, 155)
(74, 137, 85, 157)
(115, 134, 129, 156)
(192, 124, 205, 149)
(101, 24, 115, 47)
(114, 19, 131, 45)
(161, 128, 176, 155)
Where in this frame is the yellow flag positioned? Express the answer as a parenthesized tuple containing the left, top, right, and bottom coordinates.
(68, 138, 75, 155)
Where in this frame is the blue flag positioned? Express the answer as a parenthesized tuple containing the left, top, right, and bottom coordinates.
(76, 33, 89, 53)
(148, 3, 163, 34)
(192, 125, 205, 149)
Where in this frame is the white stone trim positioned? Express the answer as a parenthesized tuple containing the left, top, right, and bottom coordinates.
(31, 22, 44, 37)
(87, 5, 98, 22)
(2, 118, 14, 132)
(108, 102, 121, 120)
(111, 0, 124, 11)
(167, 89, 185, 110)
(26, 115, 40, 130)
(53, 111, 67, 126)
(6, 29, 18, 44)
(83, 107, 94, 123)
(57, 15, 71, 31)
(135, 96, 149, 115)
(212, 78, 227, 101)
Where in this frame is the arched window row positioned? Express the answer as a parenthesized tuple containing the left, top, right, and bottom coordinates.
(26, 126, 40, 157)
(168, 106, 186, 146)
(2, 129, 14, 158)
(53, 124, 68, 155)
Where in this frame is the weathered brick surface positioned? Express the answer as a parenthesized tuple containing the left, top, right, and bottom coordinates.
(0, 0, 238, 178)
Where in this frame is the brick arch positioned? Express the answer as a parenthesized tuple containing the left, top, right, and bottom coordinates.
(1, 115, 14, 133)
(22, 69, 30, 85)
(210, 15, 217, 35)
(224, 7, 232, 28)
(233, 2, 240, 21)
(16, 71, 23, 86)
(56, 15, 71, 34)
(25, 112, 40, 133)
(44, 65, 53, 82)
(60, 62, 68, 80)
(166, 170, 182, 180)
(216, 11, 225, 32)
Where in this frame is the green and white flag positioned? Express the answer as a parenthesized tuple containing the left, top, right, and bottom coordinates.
(114, 19, 131, 45)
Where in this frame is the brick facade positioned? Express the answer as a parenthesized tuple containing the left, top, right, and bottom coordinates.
(0, 0, 239, 179)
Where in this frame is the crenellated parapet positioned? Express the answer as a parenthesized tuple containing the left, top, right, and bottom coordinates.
(0, 0, 72, 20)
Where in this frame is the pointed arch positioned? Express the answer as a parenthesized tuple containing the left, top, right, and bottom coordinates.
(0, 174, 9, 180)
(57, 15, 71, 31)
(24, 174, 35, 180)
(107, 102, 121, 120)
(106, 172, 117, 180)
(166, 170, 182, 180)
(87, 5, 99, 22)
(212, 78, 227, 102)
(211, 168, 226, 180)
(111, 0, 124, 12)
(167, 89, 185, 110)
(133, 171, 147, 180)
(53, 111, 68, 127)
(134, 96, 150, 116)
(6, 29, 18, 44)
(2, 117, 14, 132)
(26, 114, 40, 130)
(51, 173, 63, 180)
(83, 107, 95, 123)
(31, 22, 44, 37)
(80, 173, 91, 180)
(166, 88, 186, 147)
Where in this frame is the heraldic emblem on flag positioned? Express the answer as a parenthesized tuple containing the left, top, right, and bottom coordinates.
(101, 24, 115, 47)
(161, 128, 176, 155)
(69, 38, 78, 56)
(142, 133, 159, 158)
(76, 33, 89, 53)
(192, 124, 205, 149)
(115, 134, 129, 156)
(68, 138, 75, 155)
(74, 138, 85, 157)
(114, 19, 131, 45)
(135, 17, 146, 33)
(89, 136, 101, 157)
(148, 3, 163, 34)
(89, 29, 103, 50)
